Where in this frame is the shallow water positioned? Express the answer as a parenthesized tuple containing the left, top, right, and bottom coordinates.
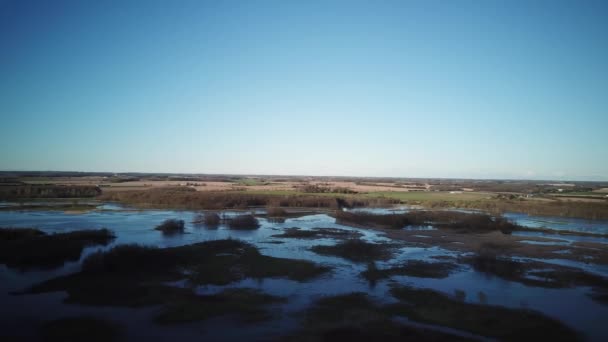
(505, 212, 608, 235)
(1, 204, 608, 341)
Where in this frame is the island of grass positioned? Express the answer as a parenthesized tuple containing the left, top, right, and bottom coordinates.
(271, 227, 362, 240)
(0, 227, 115, 269)
(310, 239, 398, 263)
(23, 239, 329, 323)
(154, 219, 185, 234)
(362, 260, 459, 282)
(288, 287, 581, 341)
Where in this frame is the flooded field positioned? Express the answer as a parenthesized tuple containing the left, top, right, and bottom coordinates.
(1, 202, 608, 341)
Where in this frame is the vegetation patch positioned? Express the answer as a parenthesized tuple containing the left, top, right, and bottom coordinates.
(24, 239, 329, 307)
(98, 188, 398, 210)
(39, 316, 123, 342)
(271, 227, 362, 239)
(156, 288, 286, 324)
(227, 214, 260, 230)
(154, 219, 185, 234)
(311, 239, 397, 262)
(334, 210, 518, 233)
(0, 227, 46, 240)
(462, 250, 608, 290)
(284, 292, 468, 341)
(387, 286, 581, 341)
(0, 228, 115, 270)
(362, 260, 458, 282)
(0, 204, 99, 212)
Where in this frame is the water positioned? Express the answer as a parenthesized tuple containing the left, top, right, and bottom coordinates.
(1, 204, 608, 341)
(505, 212, 608, 235)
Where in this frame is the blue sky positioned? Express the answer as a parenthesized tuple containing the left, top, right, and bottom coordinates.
(1, 0, 606, 180)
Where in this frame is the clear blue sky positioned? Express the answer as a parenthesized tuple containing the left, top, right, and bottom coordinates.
(1, 0, 606, 180)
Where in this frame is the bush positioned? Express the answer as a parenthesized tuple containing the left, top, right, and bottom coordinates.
(203, 212, 221, 226)
(266, 207, 287, 217)
(228, 215, 260, 230)
(154, 219, 185, 234)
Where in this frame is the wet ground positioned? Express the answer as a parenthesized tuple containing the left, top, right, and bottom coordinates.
(1, 202, 608, 341)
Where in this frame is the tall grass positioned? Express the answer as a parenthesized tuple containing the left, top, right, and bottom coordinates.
(227, 214, 260, 230)
(154, 219, 185, 234)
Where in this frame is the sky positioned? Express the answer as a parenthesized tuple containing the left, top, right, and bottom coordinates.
(0, 0, 607, 180)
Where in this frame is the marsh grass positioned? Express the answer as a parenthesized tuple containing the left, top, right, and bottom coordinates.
(311, 239, 396, 262)
(287, 292, 469, 341)
(98, 188, 398, 210)
(387, 286, 581, 341)
(154, 219, 185, 234)
(335, 210, 518, 233)
(26, 239, 329, 309)
(361, 260, 458, 282)
(0, 227, 45, 240)
(0, 228, 115, 270)
(227, 214, 260, 230)
(39, 316, 123, 342)
(156, 288, 286, 324)
(271, 227, 361, 239)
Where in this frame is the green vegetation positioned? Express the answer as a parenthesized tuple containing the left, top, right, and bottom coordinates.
(154, 219, 185, 234)
(311, 239, 397, 262)
(271, 227, 361, 239)
(0, 228, 115, 270)
(39, 316, 123, 342)
(361, 260, 458, 282)
(387, 286, 581, 341)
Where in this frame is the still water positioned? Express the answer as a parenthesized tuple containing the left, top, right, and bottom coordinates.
(1, 203, 607, 341)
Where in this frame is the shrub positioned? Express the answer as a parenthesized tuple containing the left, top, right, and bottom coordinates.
(228, 215, 260, 230)
(266, 207, 287, 217)
(154, 219, 185, 234)
(203, 212, 221, 227)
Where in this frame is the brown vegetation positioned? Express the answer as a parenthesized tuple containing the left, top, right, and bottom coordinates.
(227, 214, 260, 230)
(0, 184, 101, 199)
(0, 228, 115, 270)
(97, 188, 397, 210)
(154, 219, 185, 234)
(334, 210, 518, 233)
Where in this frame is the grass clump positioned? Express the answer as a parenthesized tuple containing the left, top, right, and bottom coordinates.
(227, 214, 260, 230)
(0, 228, 115, 270)
(154, 219, 185, 234)
(362, 260, 458, 282)
(203, 212, 221, 226)
(192, 212, 221, 227)
(266, 206, 287, 217)
(39, 316, 123, 342)
(311, 239, 396, 262)
(272, 227, 361, 240)
(387, 286, 581, 341)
